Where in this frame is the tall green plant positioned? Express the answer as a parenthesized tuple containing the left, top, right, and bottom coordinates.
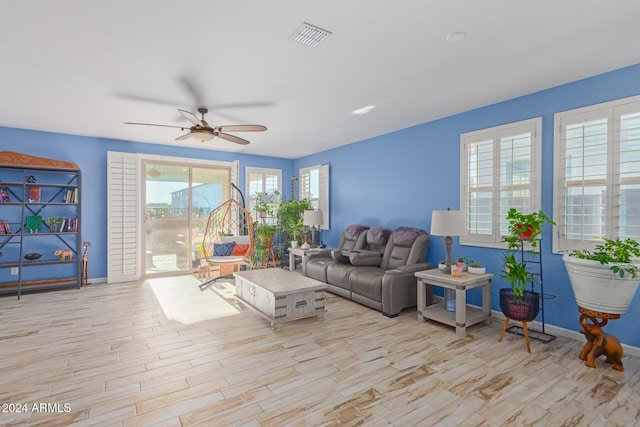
(278, 199, 312, 242)
(501, 251, 536, 303)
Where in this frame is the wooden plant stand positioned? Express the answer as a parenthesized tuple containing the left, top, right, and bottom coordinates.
(499, 317, 532, 352)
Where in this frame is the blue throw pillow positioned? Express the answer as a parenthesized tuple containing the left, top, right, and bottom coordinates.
(213, 242, 236, 256)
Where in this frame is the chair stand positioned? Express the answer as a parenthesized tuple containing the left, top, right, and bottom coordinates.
(499, 317, 531, 353)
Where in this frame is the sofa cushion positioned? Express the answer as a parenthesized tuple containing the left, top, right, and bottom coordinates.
(349, 267, 385, 302)
(326, 262, 357, 290)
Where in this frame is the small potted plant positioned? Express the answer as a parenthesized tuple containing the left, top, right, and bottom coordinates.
(500, 251, 539, 321)
(563, 238, 640, 314)
(468, 262, 486, 275)
(502, 208, 556, 251)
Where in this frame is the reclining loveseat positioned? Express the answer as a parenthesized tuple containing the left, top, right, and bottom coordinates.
(303, 225, 434, 317)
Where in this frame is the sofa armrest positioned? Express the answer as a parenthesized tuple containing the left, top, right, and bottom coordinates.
(349, 250, 383, 266)
(305, 248, 333, 262)
(385, 262, 435, 275)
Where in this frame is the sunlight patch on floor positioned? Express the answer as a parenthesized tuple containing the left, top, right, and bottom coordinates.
(147, 274, 240, 325)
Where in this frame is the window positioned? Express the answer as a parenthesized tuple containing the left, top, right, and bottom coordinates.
(460, 118, 542, 248)
(299, 164, 329, 229)
(553, 95, 640, 253)
(245, 166, 282, 213)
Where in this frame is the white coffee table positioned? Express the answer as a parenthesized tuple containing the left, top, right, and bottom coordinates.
(234, 269, 327, 330)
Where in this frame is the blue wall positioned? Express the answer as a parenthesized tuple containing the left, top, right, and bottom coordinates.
(0, 128, 292, 282)
(294, 62, 640, 348)
(2, 62, 640, 348)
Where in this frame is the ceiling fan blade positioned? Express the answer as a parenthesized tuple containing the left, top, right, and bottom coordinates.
(180, 76, 205, 107)
(216, 125, 267, 132)
(178, 109, 203, 126)
(124, 122, 185, 129)
(216, 132, 250, 145)
(175, 133, 193, 141)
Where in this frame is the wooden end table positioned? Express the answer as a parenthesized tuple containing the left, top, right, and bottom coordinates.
(415, 269, 493, 336)
(288, 247, 329, 271)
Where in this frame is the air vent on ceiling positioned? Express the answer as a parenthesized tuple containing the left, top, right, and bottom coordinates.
(289, 22, 332, 47)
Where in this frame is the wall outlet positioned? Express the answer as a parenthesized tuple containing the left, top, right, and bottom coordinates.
(10, 267, 18, 275)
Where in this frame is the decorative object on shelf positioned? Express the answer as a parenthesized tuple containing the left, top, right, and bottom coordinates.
(46, 216, 63, 232)
(303, 209, 323, 247)
(54, 249, 72, 261)
(26, 215, 42, 233)
(0, 187, 10, 202)
(24, 252, 42, 260)
(0, 251, 3, 257)
(451, 259, 463, 278)
(25, 175, 37, 183)
(562, 238, 640, 371)
(430, 208, 465, 274)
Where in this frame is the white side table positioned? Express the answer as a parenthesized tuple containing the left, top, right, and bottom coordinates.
(415, 269, 493, 336)
(288, 247, 328, 271)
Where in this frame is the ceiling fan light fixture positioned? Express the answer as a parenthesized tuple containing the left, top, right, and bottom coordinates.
(191, 130, 214, 142)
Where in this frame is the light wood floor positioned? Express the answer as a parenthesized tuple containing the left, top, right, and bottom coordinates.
(1, 273, 639, 426)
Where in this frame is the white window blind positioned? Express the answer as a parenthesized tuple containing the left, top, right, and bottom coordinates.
(245, 166, 282, 213)
(554, 95, 640, 253)
(107, 151, 139, 283)
(460, 118, 542, 248)
(300, 164, 329, 230)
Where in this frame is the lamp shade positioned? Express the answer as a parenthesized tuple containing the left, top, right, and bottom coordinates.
(430, 210, 465, 237)
(303, 209, 323, 226)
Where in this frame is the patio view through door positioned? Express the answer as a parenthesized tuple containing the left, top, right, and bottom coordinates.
(144, 161, 230, 276)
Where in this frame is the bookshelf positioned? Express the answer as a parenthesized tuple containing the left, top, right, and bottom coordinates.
(0, 164, 82, 299)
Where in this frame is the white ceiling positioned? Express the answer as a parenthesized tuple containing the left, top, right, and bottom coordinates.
(2, 1, 640, 159)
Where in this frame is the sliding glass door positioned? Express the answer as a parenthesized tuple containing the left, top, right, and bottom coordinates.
(144, 161, 230, 276)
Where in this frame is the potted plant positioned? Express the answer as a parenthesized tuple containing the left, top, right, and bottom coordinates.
(468, 262, 486, 275)
(277, 198, 313, 246)
(256, 224, 277, 244)
(502, 208, 556, 251)
(500, 251, 539, 321)
(563, 238, 640, 314)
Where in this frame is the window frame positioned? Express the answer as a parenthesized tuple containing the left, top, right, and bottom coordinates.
(299, 164, 329, 230)
(553, 94, 640, 253)
(460, 117, 542, 249)
(244, 166, 282, 215)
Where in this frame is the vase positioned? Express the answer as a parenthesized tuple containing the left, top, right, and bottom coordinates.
(562, 254, 640, 314)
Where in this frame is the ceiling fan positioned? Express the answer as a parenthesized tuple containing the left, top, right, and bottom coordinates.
(125, 107, 267, 145)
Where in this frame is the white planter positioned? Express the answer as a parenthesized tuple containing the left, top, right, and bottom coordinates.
(468, 266, 486, 275)
(562, 254, 640, 314)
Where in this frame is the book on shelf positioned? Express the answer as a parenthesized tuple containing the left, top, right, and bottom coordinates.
(28, 186, 41, 202)
(1, 219, 12, 234)
(63, 188, 78, 204)
(25, 215, 42, 232)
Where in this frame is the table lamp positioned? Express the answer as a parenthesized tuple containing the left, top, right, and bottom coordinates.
(430, 208, 465, 274)
(303, 209, 323, 248)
